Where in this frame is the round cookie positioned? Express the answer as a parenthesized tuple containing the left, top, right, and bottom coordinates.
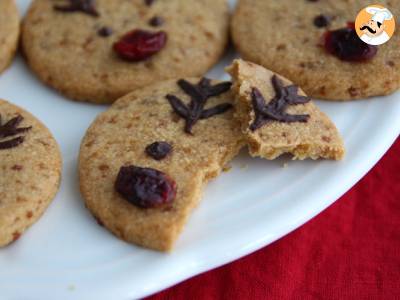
(79, 78, 244, 251)
(0, 99, 62, 247)
(231, 0, 400, 100)
(22, 0, 230, 104)
(0, 0, 19, 74)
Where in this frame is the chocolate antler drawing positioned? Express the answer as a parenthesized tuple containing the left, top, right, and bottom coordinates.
(0, 114, 32, 150)
(54, 0, 99, 17)
(250, 75, 311, 131)
(166, 78, 233, 134)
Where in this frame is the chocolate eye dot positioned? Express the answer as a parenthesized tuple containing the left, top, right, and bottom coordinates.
(149, 16, 164, 27)
(98, 26, 113, 37)
(314, 15, 331, 28)
(145, 141, 172, 160)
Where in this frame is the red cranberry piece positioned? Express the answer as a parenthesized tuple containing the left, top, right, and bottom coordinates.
(323, 25, 377, 62)
(113, 30, 167, 62)
(145, 141, 172, 160)
(115, 166, 176, 209)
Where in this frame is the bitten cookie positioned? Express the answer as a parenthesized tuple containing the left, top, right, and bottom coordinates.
(227, 60, 345, 160)
(0, 99, 62, 247)
(79, 78, 244, 251)
(0, 0, 19, 74)
(231, 0, 400, 100)
(22, 0, 230, 104)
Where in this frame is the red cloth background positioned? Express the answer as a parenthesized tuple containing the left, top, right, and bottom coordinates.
(149, 138, 400, 300)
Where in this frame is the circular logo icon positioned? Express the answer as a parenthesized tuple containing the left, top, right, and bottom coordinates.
(355, 4, 396, 45)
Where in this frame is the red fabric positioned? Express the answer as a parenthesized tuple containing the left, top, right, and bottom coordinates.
(149, 138, 400, 300)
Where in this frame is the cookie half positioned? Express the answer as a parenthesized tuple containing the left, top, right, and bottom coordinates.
(227, 59, 345, 160)
(0, 0, 19, 74)
(0, 99, 62, 247)
(79, 78, 244, 251)
(231, 0, 400, 100)
(22, 0, 230, 104)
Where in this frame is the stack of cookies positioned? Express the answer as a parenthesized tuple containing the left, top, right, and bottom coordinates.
(0, 0, 398, 251)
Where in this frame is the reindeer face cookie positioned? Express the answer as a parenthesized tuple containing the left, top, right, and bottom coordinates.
(22, 0, 230, 103)
(79, 78, 244, 251)
(227, 60, 345, 160)
(0, 0, 19, 74)
(231, 0, 400, 100)
(0, 99, 62, 247)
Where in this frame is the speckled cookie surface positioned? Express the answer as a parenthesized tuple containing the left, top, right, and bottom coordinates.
(231, 0, 400, 100)
(22, 0, 230, 104)
(227, 60, 345, 160)
(0, 0, 19, 74)
(0, 99, 62, 247)
(79, 78, 244, 251)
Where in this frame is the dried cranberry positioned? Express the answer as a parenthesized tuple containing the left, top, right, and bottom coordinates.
(323, 23, 377, 62)
(115, 166, 176, 209)
(113, 30, 167, 62)
(146, 142, 172, 160)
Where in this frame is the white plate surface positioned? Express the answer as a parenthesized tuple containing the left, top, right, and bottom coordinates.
(0, 1, 399, 299)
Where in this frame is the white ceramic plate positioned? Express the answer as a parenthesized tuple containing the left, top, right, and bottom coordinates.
(1, 1, 399, 299)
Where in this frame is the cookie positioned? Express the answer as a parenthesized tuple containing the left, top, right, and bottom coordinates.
(79, 78, 244, 251)
(231, 0, 400, 100)
(0, 99, 62, 247)
(227, 59, 345, 160)
(22, 0, 230, 104)
(0, 0, 19, 74)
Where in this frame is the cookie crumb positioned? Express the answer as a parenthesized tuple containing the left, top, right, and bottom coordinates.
(276, 44, 286, 51)
(387, 61, 395, 67)
(67, 285, 76, 291)
(11, 164, 23, 171)
(222, 165, 232, 173)
(348, 86, 360, 97)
